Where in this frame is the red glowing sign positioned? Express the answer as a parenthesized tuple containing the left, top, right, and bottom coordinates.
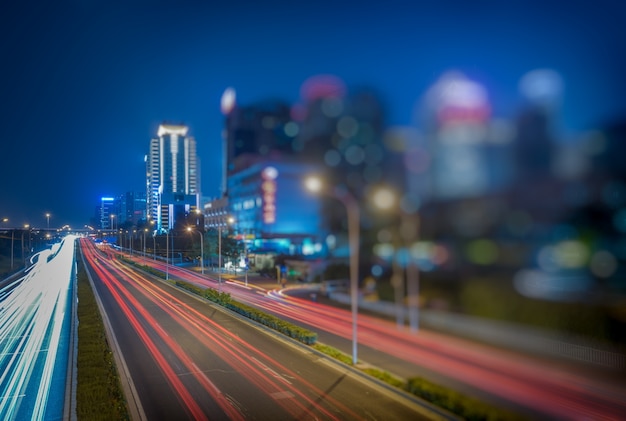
(262, 167, 278, 224)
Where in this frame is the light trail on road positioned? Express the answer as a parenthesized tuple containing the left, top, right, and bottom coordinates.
(0, 236, 76, 421)
(97, 244, 626, 419)
(263, 289, 626, 420)
(82, 239, 426, 420)
(120, 249, 626, 420)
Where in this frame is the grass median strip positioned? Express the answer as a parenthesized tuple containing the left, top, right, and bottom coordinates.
(119, 255, 528, 420)
(313, 343, 528, 421)
(76, 258, 130, 421)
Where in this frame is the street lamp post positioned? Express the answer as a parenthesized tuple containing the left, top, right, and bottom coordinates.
(149, 220, 156, 260)
(21, 224, 30, 267)
(404, 214, 420, 332)
(10, 229, 14, 270)
(372, 187, 420, 333)
(217, 216, 234, 286)
(187, 227, 204, 274)
(143, 228, 147, 258)
(305, 177, 360, 365)
(218, 223, 222, 285)
(46, 213, 50, 230)
(2, 219, 13, 269)
(166, 229, 170, 280)
(244, 241, 248, 287)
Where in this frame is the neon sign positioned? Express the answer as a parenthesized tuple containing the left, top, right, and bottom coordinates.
(262, 167, 278, 224)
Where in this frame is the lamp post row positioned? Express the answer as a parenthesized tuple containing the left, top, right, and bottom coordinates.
(304, 176, 420, 366)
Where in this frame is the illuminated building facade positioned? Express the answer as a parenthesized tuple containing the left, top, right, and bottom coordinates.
(118, 191, 147, 226)
(222, 98, 295, 190)
(219, 90, 324, 258)
(417, 71, 513, 202)
(203, 196, 230, 230)
(99, 197, 116, 229)
(227, 160, 322, 255)
(218, 80, 400, 265)
(146, 123, 201, 233)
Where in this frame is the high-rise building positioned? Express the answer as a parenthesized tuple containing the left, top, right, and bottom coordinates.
(414, 71, 515, 203)
(222, 98, 294, 194)
(118, 191, 147, 226)
(146, 123, 201, 233)
(218, 79, 400, 262)
(227, 160, 322, 254)
(219, 88, 324, 257)
(99, 197, 116, 230)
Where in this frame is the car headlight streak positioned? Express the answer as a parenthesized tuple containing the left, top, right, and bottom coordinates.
(0, 236, 76, 420)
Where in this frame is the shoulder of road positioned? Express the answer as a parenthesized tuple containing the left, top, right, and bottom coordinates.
(217, 270, 626, 380)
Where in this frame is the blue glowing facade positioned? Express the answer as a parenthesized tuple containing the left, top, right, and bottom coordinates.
(227, 160, 325, 255)
(99, 197, 115, 229)
(146, 123, 201, 233)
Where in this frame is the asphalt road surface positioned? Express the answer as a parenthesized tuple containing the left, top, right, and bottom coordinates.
(80, 239, 448, 420)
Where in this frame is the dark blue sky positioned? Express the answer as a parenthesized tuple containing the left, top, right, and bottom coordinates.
(1, 0, 625, 228)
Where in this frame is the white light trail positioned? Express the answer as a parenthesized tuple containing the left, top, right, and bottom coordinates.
(0, 235, 76, 421)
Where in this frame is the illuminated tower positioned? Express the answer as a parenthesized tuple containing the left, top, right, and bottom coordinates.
(515, 69, 563, 180)
(422, 72, 497, 200)
(146, 123, 201, 232)
(221, 93, 294, 195)
(99, 197, 116, 229)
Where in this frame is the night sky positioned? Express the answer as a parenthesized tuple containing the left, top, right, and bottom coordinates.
(1, 0, 625, 228)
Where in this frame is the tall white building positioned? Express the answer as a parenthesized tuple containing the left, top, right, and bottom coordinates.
(146, 123, 201, 233)
(414, 71, 512, 202)
(99, 197, 116, 229)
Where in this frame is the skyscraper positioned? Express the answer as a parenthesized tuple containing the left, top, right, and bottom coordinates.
(118, 191, 147, 226)
(99, 197, 116, 230)
(222, 97, 294, 194)
(146, 123, 201, 233)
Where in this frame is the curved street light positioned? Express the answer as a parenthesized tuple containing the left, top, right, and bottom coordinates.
(187, 226, 204, 274)
(305, 176, 360, 365)
(218, 216, 235, 285)
(166, 229, 170, 281)
(371, 186, 420, 333)
(21, 224, 30, 267)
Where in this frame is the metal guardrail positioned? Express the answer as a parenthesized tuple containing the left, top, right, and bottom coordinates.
(330, 292, 626, 370)
(547, 339, 625, 369)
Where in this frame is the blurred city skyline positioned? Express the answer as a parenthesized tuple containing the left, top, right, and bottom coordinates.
(1, 0, 625, 227)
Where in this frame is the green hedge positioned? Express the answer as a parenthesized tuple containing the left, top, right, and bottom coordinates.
(77, 257, 129, 420)
(117, 255, 166, 279)
(120, 257, 525, 419)
(313, 343, 527, 421)
(174, 280, 318, 345)
(224, 300, 318, 345)
(118, 256, 318, 345)
(406, 377, 526, 421)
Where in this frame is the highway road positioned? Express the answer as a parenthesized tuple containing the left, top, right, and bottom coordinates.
(0, 236, 77, 421)
(81, 238, 448, 420)
(121, 246, 626, 420)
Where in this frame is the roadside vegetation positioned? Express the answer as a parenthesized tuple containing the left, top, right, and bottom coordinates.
(313, 343, 528, 421)
(120, 255, 319, 344)
(76, 258, 130, 420)
(377, 273, 625, 348)
(182, 269, 530, 420)
(174, 279, 318, 344)
(117, 254, 527, 421)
